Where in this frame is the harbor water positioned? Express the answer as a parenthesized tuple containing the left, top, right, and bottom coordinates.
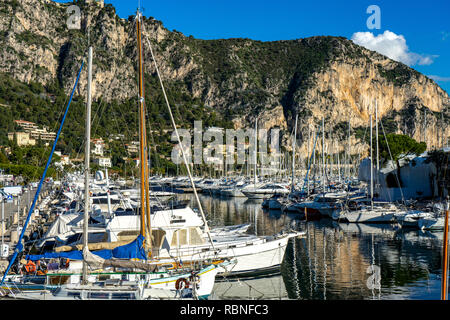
(180, 193, 445, 300)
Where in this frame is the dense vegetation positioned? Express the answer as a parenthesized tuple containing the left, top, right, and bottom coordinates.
(376, 134, 427, 164)
(0, 69, 233, 180)
(0, 0, 447, 183)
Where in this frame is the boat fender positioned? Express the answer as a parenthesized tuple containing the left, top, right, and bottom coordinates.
(175, 278, 189, 290)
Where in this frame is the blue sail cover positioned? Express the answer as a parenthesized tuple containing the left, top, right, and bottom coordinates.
(26, 235, 147, 261)
(111, 234, 147, 260)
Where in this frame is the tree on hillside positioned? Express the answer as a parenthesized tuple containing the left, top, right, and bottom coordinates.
(376, 134, 427, 164)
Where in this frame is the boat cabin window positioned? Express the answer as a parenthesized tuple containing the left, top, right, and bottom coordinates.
(171, 229, 188, 246)
(151, 229, 166, 251)
(98, 275, 111, 281)
(65, 233, 82, 244)
(189, 227, 205, 245)
(23, 276, 46, 284)
(316, 197, 337, 203)
(171, 228, 205, 247)
(67, 291, 81, 298)
(93, 198, 120, 204)
(111, 293, 135, 300)
(89, 292, 110, 299)
(117, 230, 140, 242)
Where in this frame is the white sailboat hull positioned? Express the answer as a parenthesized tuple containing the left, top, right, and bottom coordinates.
(340, 210, 397, 223)
(418, 216, 446, 230)
(242, 189, 289, 199)
(220, 189, 245, 197)
(160, 232, 301, 276)
(1, 263, 224, 300)
(145, 263, 221, 299)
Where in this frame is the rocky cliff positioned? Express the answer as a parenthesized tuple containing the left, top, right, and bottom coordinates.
(0, 0, 449, 158)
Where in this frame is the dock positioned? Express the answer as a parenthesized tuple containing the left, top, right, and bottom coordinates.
(0, 183, 55, 272)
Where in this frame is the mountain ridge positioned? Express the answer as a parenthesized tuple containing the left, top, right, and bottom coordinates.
(0, 0, 449, 160)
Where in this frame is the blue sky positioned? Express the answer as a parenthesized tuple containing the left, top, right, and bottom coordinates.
(57, 0, 450, 94)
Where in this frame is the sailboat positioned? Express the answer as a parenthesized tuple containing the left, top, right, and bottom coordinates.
(76, 12, 304, 277)
(337, 99, 407, 223)
(1, 13, 227, 300)
(283, 120, 326, 220)
(240, 118, 291, 199)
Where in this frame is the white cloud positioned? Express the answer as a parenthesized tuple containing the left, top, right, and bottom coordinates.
(351, 30, 437, 66)
(428, 75, 450, 82)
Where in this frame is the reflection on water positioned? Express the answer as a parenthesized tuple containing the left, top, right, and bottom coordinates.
(179, 194, 445, 300)
(210, 274, 288, 300)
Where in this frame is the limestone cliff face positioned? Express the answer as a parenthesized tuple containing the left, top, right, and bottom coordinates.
(0, 0, 448, 156)
(294, 48, 450, 155)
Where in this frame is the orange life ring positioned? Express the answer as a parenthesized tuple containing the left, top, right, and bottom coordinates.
(24, 260, 36, 274)
(175, 278, 189, 290)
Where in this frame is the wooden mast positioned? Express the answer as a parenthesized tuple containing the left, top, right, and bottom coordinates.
(136, 10, 151, 255)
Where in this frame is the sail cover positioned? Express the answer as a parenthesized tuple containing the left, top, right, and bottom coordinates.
(26, 235, 147, 261)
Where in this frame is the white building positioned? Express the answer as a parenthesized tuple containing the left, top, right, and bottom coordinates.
(358, 149, 449, 201)
(91, 138, 105, 156)
(61, 155, 70, 165)
(94, 157, 112, 168)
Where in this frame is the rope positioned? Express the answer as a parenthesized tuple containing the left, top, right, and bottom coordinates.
(141, 24, 215, 249)
(71, 18, 138, 167)
(379, 120, 405, 203)
(0, 62, 84, 287)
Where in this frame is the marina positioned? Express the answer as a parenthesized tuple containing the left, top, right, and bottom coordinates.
(0, 0, 449, 303)
(1, 178, 449, 300)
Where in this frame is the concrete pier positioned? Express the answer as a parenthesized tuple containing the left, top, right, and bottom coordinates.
(1, 184, 52, 263)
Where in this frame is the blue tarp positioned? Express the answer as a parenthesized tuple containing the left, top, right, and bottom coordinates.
(111, 235, 147, 260)
(26, 235, 147, 261)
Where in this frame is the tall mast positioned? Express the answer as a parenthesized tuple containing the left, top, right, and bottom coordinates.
(291, 114, 298, 192)
(312, 126, 316, 193)
(142, 20, 215, 249)
(322, 116, 325, 193)
(143, 118, 152, 253)
(254, 117, 258, 187)
(137, 12, 145, 238)
(375, 99, 379, 171)
(1, 198, 4, 257)
(82, 46, 93, 285)
(105, 167, 112, 218)
(307, 124, 311, 194)
(336, 139, 341, 183)
(370, 102, 374, 209)
(136, 10, 151, 254)
(136, 10, 152, 255)
(347, 116, 351, 180)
